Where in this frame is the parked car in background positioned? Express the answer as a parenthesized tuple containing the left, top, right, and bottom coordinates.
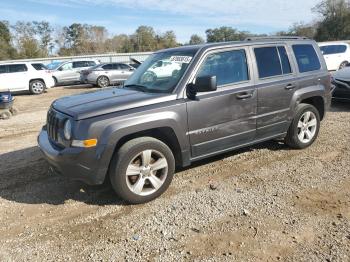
(0, 62, 54, 94)
(319, 42, 350, 71)
(38, 37, 332, 204)
(47, 60, 99, 86)
(80, 63, 135, 88)
(331, 67, 350, 101)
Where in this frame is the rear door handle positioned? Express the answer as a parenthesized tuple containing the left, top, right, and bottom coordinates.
(236, 91, 254, 100)
(285, 84, 296, 90)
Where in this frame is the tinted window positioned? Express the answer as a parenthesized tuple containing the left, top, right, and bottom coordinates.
(254, 47, 282, 78)
(278, 46, 292, 74)
(320, 45, 347, 55)
(102, 64, 113, 70)
(197, 50, 249, 86)
(73, 61, 87, 68)
(8, 64, 27, 73)
(119, 64, 130, 70)
(0, 65, 7, 74)
(32, 63, 47, 70)
(87, 61, 96, 67)
(293, 44, 321, 73)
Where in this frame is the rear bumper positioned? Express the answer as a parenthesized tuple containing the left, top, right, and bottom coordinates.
(37, 129, 108, 185)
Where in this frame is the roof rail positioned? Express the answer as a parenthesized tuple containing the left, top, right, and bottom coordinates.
(245, 36, 309, 41)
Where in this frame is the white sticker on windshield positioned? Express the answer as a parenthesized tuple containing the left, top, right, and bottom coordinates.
(170, 56, 192, 63)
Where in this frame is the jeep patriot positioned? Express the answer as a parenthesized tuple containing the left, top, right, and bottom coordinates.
(38, 37, 332, 204)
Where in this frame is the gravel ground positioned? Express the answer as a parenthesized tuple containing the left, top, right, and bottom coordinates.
(0, 86, 349, 261)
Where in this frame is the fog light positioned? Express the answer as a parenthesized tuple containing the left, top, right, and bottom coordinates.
(72, 139, 98, 148)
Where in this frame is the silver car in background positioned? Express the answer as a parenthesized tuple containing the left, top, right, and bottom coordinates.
(47, 60, 99, 86)
(80, 63, 135, 88)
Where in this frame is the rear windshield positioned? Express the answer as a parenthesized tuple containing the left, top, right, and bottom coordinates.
(320, 45, 347, 55)
(292, 44, 321, 73)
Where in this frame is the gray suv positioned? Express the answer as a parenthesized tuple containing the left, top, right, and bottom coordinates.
(38, 37, 332, 204)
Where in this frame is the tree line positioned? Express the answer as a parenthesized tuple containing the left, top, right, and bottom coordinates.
(0, 0, 349, 60)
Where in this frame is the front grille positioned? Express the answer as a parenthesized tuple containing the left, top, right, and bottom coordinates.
(47, 109, 60, 142)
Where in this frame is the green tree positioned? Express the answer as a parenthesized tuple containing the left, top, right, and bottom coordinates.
(0, 21, 16, 60)
(13, 21, 42, 58)
(314, 0, 350, 41)
(206, 26, 250, 42)
(132, 26, 157, 51)
(189, 34, 205, 45)
(158, 30, 178, 49)
(33, 21, 54, 56)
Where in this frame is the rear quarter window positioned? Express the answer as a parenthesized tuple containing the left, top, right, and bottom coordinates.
(0, 65, 7, 74)
(8, 64, 28, 73)
(292, 44, 321, 73)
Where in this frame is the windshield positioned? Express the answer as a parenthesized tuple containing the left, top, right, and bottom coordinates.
(124, 50, 197, 93)
(46, 62, 63, 70)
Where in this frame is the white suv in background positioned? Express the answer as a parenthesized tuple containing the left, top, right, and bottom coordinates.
(0, 62, 55, 94)
(319, 42, 350, 71)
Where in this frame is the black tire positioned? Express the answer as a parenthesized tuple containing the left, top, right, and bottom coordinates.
(29, 80, 45, 95)
(97, 76, 110, 88)
(53, 77, 58, 87)
(109, 137, 175, 204)
(285, 103, 320, 149)
(339, 61, 349, 70)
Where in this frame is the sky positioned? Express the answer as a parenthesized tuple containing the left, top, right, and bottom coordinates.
(1, 0, 321, 43)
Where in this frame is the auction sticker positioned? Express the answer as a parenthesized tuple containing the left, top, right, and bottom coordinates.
(170, 56, 192, 63)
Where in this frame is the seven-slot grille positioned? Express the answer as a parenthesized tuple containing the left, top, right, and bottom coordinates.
(47, 109, 60, 142)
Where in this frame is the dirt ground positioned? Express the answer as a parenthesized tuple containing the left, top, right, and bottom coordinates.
(0, 86, 350, 262)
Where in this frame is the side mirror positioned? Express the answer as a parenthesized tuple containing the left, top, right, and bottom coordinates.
(187, 75, 217, 99)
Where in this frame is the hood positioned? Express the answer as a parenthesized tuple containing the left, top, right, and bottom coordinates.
(52, 88, 176, 120)
(332, 67, 350, 81)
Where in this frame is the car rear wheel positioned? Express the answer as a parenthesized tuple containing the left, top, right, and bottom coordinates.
(97, 76, 110, 88)
(109, 137, 175, 204)
(29, 80, 45, 95)
(285, 103, 320, 149)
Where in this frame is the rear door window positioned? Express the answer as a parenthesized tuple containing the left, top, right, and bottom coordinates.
(8, 64, 27, 73)
(119, 64, 130, 70)
(197, 49, 249, 87)
(73, 61, 86, 68)
(278, 46, 292, 74)
(292, 44, 321, 73)
(102, 64, 113, 70)
(254, 46, 292, 78)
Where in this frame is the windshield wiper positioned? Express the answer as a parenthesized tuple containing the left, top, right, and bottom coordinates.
(124, 84, 149, 92)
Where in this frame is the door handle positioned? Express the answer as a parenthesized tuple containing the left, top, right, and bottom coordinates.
(236, 91, 253, 100)
(285, 84, 296, 90)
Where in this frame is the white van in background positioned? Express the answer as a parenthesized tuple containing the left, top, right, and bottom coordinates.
(0, 62, 55, 94)
(318, 42, 350, 71)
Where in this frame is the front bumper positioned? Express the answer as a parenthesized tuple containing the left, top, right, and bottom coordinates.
(37, 129, 108, 185)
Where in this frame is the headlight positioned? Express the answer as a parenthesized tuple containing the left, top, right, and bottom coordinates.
(63, 119, 72, 140)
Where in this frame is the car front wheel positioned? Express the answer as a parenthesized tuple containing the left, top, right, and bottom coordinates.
(285, 103, 320, 149)
(109, 137, 175, 204)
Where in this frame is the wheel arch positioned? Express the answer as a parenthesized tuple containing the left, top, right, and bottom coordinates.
(112, 127, 184, 169)
(300, 96, 325, 120)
